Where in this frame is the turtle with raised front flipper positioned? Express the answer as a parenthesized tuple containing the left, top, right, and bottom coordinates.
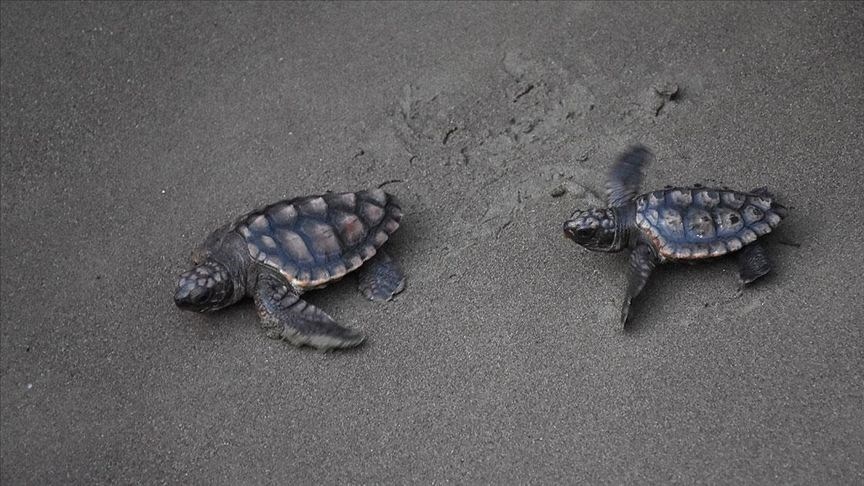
(174, 188, 405, 350)
(563, 145, 786, 326)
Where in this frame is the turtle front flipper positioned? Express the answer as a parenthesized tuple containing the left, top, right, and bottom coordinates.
(621, 243, 658, 326)
(254, 273, 365, 350)
(358, 250, 405, 302)
(738, 242, 772, 286)
(606, 145, 652, 207)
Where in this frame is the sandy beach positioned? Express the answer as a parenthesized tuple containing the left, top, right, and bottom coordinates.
(2, 2, 862, 483)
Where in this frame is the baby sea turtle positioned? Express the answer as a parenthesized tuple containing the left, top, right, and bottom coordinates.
(563, 145, 786, 326)
(174, 188, 405, 350)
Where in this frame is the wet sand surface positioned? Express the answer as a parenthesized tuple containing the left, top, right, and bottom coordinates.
(2, 2, 862, 483)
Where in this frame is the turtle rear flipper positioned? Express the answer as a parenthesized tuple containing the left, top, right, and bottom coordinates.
(254, 273, 365, 349)
(358, 250, 405, 302)
(738, 241, 772, 286)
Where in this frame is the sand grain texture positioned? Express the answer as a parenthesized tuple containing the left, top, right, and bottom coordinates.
(2, 2, 862, 484)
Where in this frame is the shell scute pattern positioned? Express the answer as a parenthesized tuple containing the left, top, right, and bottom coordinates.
(234, 189, 401, 289)
(634, 187, 784, 260)
(333, 212, 367, 247)
(714, 207, 744, 236)
(742, 205, 764, 224)
(269, 203, 298, 225)
(685, 207, 715, 239)
(299, 196, 328, 217)
(666, 189, 692, 206)
(658, 207, 684, 238)
(694, 190, 720, 209)
(359, 201, 385, 226)
(721, 192, 746, 209)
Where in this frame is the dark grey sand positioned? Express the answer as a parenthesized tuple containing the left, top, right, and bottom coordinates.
(2, 2, 862, 483)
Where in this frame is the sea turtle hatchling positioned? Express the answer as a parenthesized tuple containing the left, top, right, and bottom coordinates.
(563, 145, 786, 326)
(174, 188, 405, 350)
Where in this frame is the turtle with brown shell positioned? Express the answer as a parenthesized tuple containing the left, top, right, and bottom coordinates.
(563, 145, 786, 326)
(174, 188, 405, 350)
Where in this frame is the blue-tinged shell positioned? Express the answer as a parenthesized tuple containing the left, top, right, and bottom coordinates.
(634, 188, 783, 260)
(233, 189, 402, 290)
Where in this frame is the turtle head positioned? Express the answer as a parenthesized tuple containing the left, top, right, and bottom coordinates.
(174, 260, 235, 312)
(563, 207, 622, 252)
